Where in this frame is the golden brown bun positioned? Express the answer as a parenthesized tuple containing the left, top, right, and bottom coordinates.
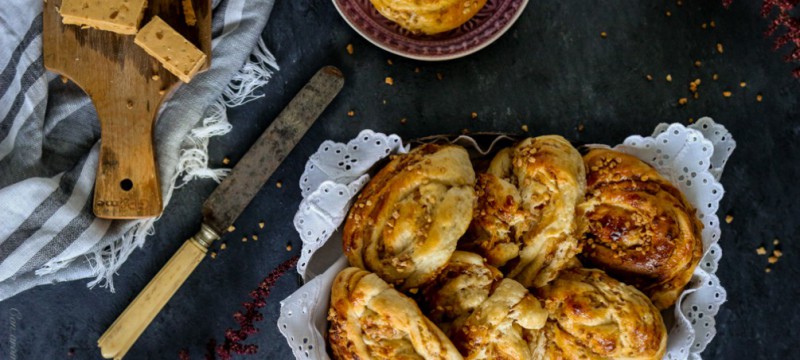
(328, 267, 463, 360)
(420, 251, 547, 359)
(419, 251, 504, 334)
(577, 148, 703, 309)
(532, 268, 667, 360)
(343, 144, 476, 290)
(462, 136, 586, 288)
(453, 278, 548, 359)
(369, 0, 488, 35)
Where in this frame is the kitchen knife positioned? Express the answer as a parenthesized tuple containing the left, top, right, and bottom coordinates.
(97, 66, 345, 359)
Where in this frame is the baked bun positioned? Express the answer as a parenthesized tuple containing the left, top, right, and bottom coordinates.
(577, 148, 703, 309)
(532, 268, 667, 360)
(369, 0, 488, 35)
(462, 136, 586, 288)
(419, 251, 504, 334)
(343, 144, 476, 290)
(421, 252, 548, 359)
(328, 267, 463, 360)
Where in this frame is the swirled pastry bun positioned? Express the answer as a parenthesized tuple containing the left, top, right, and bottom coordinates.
(343, 144, 476, 290)
(328, 267, 463, 360)
(369, 0, 488, 35)
(577, 148, 703, 309)
(421, 252, 548, 359)
(462, 136, 586, 288)
(532, 268, 667, 360)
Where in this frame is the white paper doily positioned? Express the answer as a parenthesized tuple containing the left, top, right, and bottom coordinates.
(278, 118, 735, 360)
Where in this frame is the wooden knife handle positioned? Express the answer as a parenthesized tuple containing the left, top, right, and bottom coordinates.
(92, 94, 164, 219)
(98, 224, 219, 359)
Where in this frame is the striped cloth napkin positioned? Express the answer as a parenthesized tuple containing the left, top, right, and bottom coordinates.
(0, 0, 278, 301)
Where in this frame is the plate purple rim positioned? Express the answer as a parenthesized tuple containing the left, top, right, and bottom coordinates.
(332, 0, 530, 61)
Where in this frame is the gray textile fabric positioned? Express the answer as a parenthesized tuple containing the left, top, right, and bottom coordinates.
(0, 0, 277, 301)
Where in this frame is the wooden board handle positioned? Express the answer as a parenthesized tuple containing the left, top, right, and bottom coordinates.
(98, 225, 218, 359)
(92, 96, 163, 219)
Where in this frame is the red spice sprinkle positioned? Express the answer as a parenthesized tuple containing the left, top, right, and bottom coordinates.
(180, 256, 299, 360)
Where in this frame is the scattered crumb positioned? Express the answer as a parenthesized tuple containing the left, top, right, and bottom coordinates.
(712, 73, 719, 81)
(646, 74, 653, 81)
(276, 181, 283, 188)
(765, 267, 772, 273)
(774, 249, 783, 258)
(347, 110, 355, 117)
(678, 98, 688, 106)
(716, 43, 724, 53)
(725, 214, 733, 224)
(694, 60, 702, 67)
(757, 94, 763, 102)
(242, 237, 248, 242)
(436, 73, 444, 81)
(220, 243, 227, 250)
(152, 74, 160, 81)
(60, 75, 69, 84)
(666, 10, 672, 17)
(677, 0, 683, 5)
(408, 288, 419, 294)
(400, 117, 408, 125)
(385, 77, 394, 85)
(471, 112, 478, 119)
(521, 124, 529, 132)
(722, 91, 732, 98)
(259, 221, 265, 229)
(346, 44, 354, 55)
(382, 99, 387, 104)
(773, 238, 780, 245)
(158, 89, 166, 95)
(252, 235, 258, 241)
(286, 244, 293, 251)
(223, 157, 231, 165)
(740, 82, 747, 88)
(756, 246, 767, 255)
(577, 123, 585, 132)
(688, 118, 694, 123)
(768, 256, 778, 264)
(414, 67, 421, 73)
(387, 59, 393, 65)
(210, 252, 217, 259)
(600, 31, 607, 38)
(227, 225, 236, 232)
(710, 20, 716, 28)
(666, 74, 673, 82)
(702, 22, 708, 29)
(689, 78, 701, 92)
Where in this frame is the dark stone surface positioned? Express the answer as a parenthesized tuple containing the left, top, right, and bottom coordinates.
(1, 0, 799, 359)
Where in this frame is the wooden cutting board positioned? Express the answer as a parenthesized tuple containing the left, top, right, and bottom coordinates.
(43, 0, 212, 219)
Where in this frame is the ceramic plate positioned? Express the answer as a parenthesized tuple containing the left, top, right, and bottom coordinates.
(332, 0, 529, 61)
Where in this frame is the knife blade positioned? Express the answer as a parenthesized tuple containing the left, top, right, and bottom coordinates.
(98, 66, 344, 360)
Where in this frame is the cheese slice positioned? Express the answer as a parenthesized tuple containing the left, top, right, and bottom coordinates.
(182, 0, 197, 26)
(59, 0, 148, 35)
(134, 16, 207, 83)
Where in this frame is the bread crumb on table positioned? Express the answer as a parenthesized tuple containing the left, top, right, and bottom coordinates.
(666, 74, 672, 82)
(725, 214, 733, 223)
(436, 73, 444, 81)
(716, 43, 724, 53)
(756, 246, 767, 255)
(646, 74, 653, 81)
(227, 225, 236, 232)
(722, 91, 732, 98)
(678, 98, 688, 106)
(286, 244, 293, 251)
(346, 43, 354, 55)
(757, 94, 763, 102)
(774, 249, 783, 258)
(600, 31, 607, 38)
(385, 77, 394, 85)
(740, 82, 747, 88)
(471, 112, 478, 119)
(521, 124, 529, 132)
(773, 238, 780, 245)
(347, 110, 355, 117)
(223, 157, 230, 165)
(276, 181, 283, 188)
(252, 235, 258, 241)
(768, 256, 778, 264)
